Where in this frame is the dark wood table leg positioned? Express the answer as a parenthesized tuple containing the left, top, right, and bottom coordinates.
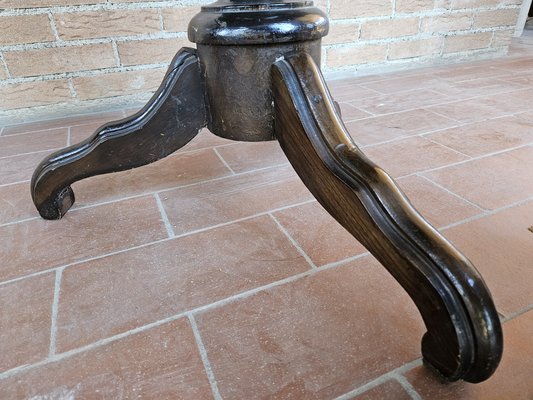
(31, 48, 207, 219)
(272, 52, 503, 383)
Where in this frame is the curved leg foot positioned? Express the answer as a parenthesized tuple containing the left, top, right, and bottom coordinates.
(31, 48, 207, 220)
(272, 53, 503, 383)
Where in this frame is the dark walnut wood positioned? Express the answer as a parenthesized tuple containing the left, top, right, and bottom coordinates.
(272, 52, 503, 383)
(31, 48, 207, 220)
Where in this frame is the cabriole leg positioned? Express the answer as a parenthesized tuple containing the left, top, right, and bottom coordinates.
(31, 48, 207, 220)
(272, 52, 503, 383)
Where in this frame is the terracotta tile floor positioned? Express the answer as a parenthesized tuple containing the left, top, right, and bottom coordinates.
(1, 34, 532, 399)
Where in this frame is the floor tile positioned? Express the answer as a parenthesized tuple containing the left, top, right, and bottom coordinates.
(424, 146, 533, 210)
(352, 380, 412, 400)
(427, 98, 513, 124)
(0, 196, 167, 282)
(517, 110, 533, 123)
(425, 116, 533, 157)
(72, 148, 231, 208)
(362, 137, 468, 178)
(430, 77, 524, 99)
(0, 182, 35, 225)
(0, 151, 51, 185)
(2, 110, 125, 136)
(329, 83, 382, 102)
(273, 201, 367, 266)
(338, 102, 373, 121)
(0, 128, 67, 158)
(442, 201, 533, 316)
(345, 109, 458, 146)
(0, 319, 214, 399)
(360, 74, 444, 94)
(477, 88, 533, 115)
(404, 310, 533, 399)
(183, 129, 234, 152)
(351, 89, 451, 115)
(396, 175, 482, 228)
(56, 216, 311, 352)
(215, 141, 288, 173)
(195, 256, 425, 400)
(160, 164, 314, 235)
(0, 273, 54, 373)
(431, 65, 511, 82)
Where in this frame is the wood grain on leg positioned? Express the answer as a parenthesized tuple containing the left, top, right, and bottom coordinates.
(272, 53, 502, 383)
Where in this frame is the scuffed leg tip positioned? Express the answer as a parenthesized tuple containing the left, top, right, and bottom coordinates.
(36, 186, 75, 220)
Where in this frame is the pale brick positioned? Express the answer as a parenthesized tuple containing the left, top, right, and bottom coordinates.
(0, 80, 72, 110)
(450, 0, 502, 10)
(118, 38, 191, 66)
(389, 37, 443, 59)
(474, 8, 520, 28)
(4, 44, 116, 78)
(73, 68, 166, 100)
(55, 9, 160, 40)
(162, 7, 201, 32)
(361, 17, 419, 40)
(0, 66, 7, 80)
(395, 0, 435, 13)
(0, 15, 54, 46)
(327, 44, 388, 67)
(492, 29, 515, 47)
(0, 0, 105, 7)
(444, 31, 493, 52)
(314, 0, 327, 11)
(323, 23, 360, 45)
(421, 12, 473, 33)
(330, 0, 393, 19)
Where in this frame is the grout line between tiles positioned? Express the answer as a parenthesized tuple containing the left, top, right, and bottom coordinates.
(416, 174, 488, 212)
(0, 269, 318, 381)
(319, 252, 371, 270)
(269, 213, 318, 270)
(212, 147, 236, 175)
(66, 127, 71, 146)
(439, 196, 533, 231)
(0, 216, 41, 229)
(400, 143, 531, 179)
(154, 192, 175, 238)
(48, 267, 64, 357)
(334, 359, 423, 400)
(0, 147, 63, 161)
(0, 162, 290, 229)
(349, 87, 531, 122)
(0, 227, 380, 382)
(424, 137, 472, 159)
(394, 374, 423, 400)
(501, 303, 533, 323)
(0, 198, 317, 288)
(188, 314, 223, 400)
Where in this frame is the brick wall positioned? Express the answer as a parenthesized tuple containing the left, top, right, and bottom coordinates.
(0, 0, 524, 120)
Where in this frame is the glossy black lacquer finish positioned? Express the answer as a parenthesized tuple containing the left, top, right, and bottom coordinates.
(31, 48, 207, 219)
(272, 53, 503, 383)
(188, 0, 328, 45)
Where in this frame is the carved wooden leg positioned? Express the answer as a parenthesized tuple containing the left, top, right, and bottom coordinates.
(31, 48, 207, 220)
(272, 53, 503, 383)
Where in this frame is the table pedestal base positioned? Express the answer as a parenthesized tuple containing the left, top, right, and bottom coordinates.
(30, 0, 503, 384)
